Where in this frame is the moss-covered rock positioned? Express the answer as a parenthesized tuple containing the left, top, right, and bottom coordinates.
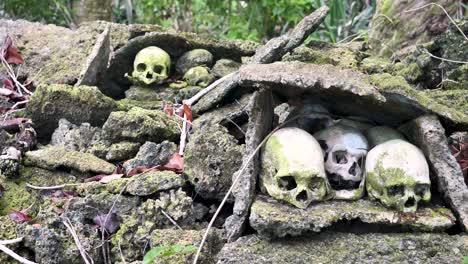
(120, 171, 185, 196)
(0, 177, 35, 215)
(250, 195, 455, 238)
(360, 56, 393, 74)
(283, 41, 360, 69)
(24, 146, 115, 175)
(101, 107, 180, 144)
(26, 84, 119, 140)
(176, 49, 214, 74)
(123, 141, 176, 172)
(105, 141, 141, 161)
(217, 232, 468, 264)
(212, 58, 241, 78)
(184, 123, 245, 201)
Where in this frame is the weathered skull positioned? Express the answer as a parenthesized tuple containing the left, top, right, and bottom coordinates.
(129, 46, 171, 86)
(314, 124, 368, 200)
(183, 66, 214, 87)
(261, 127, 330, 209)
(366, 139, 431, 212)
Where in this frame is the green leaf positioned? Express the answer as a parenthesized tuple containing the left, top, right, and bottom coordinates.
(142, 244, 197, 264)
(462, 256, 468, 264)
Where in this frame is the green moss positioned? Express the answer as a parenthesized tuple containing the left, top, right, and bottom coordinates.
(283, 43, 359, 69)
(0, 215, 20, 240)
(0, 178, 35, 215)
(24, 146, 116, 175)
(394, 62, 423, 83)
(360, 56, 393, 73)
(25, 84, 118, 139)
(369, 73, 467, 125)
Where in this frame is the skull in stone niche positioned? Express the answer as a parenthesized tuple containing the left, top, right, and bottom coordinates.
(314, 124, 368, 200)
(261, 127, 330, 209)
(365, 139, 431, 213)
(129, 46, 171, 86)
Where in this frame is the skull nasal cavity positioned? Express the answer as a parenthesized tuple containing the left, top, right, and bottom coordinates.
(278, 176, 297, 191)
(405, 197, 416, 208)
(348, 162, 357, 176)
(296, 190, 308, 202)
(334, 151, 348, 164)
(146, 72, 153, 79)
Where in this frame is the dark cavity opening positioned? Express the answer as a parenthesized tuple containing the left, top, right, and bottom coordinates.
(146, 72, 153, 79)
(334, 151, 348, 164)
(153, 65, 163, 74)
(387, 185, 404, 196)
(405, 197, 415, 208)
(278, 176, 297, 191)
(327, 173, 360, 190)
(348, 162, 357, 176)
(136, 63, 146, 71)
(296, 190, 308, 202)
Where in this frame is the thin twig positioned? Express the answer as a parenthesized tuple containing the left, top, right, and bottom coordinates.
(0, 243, 37, 264)
(183, 72, 236, 107)
(11, 100, 29, 110)
(26, 183, 79, 190)
(179, 113, 188, 155)
(62, 217, 93, 264)
(0, 237, 23, 245)
(160, 209, 182, 230)
(424, 50, 468, 64)
(117, 240, 127, 264)
(404, 3, 468, 42)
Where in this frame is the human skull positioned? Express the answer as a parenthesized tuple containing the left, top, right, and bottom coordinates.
(183, 66, 214, 87)
(260, 127, 330, 209)
(366, 139, 431, 212)
(314, 124, 368, 200)
(129, 46, 171, 86)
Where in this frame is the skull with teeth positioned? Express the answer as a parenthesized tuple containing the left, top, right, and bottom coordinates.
(128, 46, 171, 86)
(314, 124, 368, 200)
(260, 127, 330, 209)
(365, 139, 431, 212)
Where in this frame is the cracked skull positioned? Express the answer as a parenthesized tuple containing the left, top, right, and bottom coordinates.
(129, 46, 171, 86)
(314, 124, 368, 199)
(365, 139, 431, 212)
(260, 127, 330, 209)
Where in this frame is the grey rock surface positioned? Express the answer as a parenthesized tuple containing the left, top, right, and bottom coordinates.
(365, 126, 406, 148)
(124, 171, 185, 196)
(123, 141, 176, 172)
(105, 141, 141, 161)
(51, 119, 100, 152)
(24, 146, 115, 175)
(250, 195, 456, 238)
(217, 232, 468, 264)
(26, 84, 118, 141)
(400, 115, 468, 231)
(184, 123, 244, 201)
(225, 90, 274, 241)
(212, 59, 241, 78)
(101, 107, 180, 144)
(176, 49, 214, 74)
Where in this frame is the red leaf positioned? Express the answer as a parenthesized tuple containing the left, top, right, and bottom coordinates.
(163, 102, 174, 116)
(126, 166, 154, 176)
(5, 46, 23, 65)
(2, 35, 23, 65)
(183, 103, 193, 122)
(9, 210, 33, 223)
(2, 78, 14, 90)
(84, 174, 106, 183)
(0, 117, 29, 128)
(160, 153, 184, 173)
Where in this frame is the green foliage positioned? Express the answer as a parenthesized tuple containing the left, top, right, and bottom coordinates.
(2, 0, 377, 43)
(142, 244, 197, 264)
(463, 256, 468, 264)
(1, 0, 73, 27)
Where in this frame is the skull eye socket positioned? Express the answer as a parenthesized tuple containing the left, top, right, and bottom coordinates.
(277, 176, 297, 191)
(153, 65, 163, 74)
(415, 184, 428, 197)
(137, 63, 147, 72)
(333, 151, 348, 164)
(387, 185, 404, 196)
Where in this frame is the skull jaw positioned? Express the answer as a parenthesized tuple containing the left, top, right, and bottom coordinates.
(129, 71, 168, 86)
(331, 177, 365, 200)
